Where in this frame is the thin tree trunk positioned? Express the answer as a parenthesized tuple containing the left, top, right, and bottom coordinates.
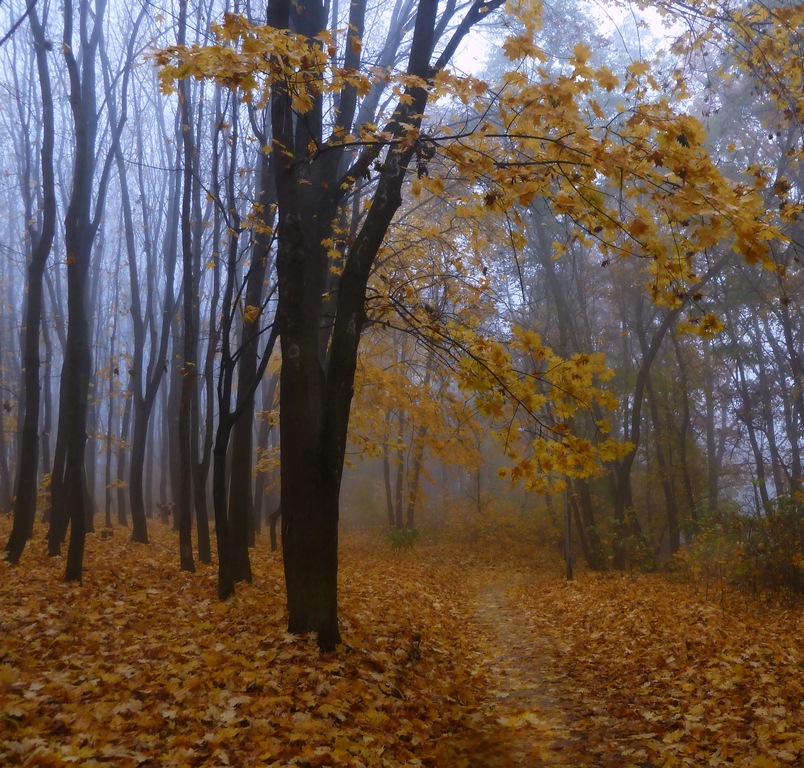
(228, 148, 275, 576)
(116, 387, 131, 526)
(393, 412, 405, 529)
(5, 3, 56, 562)
(670, 334, 698, 534)
(735, 354, 770, 509)
(382, 410, 394, 527)
(253, 374, 279, 538)
(175, 0, 196, 574)
(59, 0, 107, 582)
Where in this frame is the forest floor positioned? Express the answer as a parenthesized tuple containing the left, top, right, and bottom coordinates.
(1, 512, 801, 767)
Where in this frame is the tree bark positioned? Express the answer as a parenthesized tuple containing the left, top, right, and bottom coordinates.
(58, 0, 107, 582)
(176, 0, 197, 574)
(5, 3, 56, 563)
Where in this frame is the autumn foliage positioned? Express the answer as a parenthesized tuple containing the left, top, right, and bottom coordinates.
(2, 513, 801, 767)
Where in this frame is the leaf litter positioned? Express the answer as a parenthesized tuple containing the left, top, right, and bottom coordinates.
(1, 514, 801, 767)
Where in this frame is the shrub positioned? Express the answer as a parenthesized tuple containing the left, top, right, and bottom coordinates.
(385, 527, 420, 550)
(673, 496, 803, 598)
(739, 494, 803, 595)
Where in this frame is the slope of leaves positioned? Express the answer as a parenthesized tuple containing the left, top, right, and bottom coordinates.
(510, 574, 803, 767)
(0, 515, 552, 767)
(2, 513, 801, 767)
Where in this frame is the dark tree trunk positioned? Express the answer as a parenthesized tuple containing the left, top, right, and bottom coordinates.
(166, 328, 183, 513)
(636, 324, 681, 555)
(269, 506, 282, 552)
(405, 424, 427, 530)
(104, 253, 121, 529)
(393, 412, 405, 529)
(735, 354, 770, 509)
(703, 337, 720, 514)
(382, 410, 395, 527)
(58, 0, 106, 582)
(40, 309, 54, 518)
(99, 4, 150, 540)
(268, 0, 504, 649)
(175, 0, 196, 574)
(404, 352, 434, 529)
(612, 302, 681, 569)
(751, 316, 784, 496)
(47, 420, 68, 555)
(5, 3, 56, 563)
(0, 395, 12, 515)
(576, 480, 605, 569)
(228, 147, 275, 576)
(670, 334, 698, 535)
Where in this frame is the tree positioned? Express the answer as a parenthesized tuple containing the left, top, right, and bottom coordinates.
(48, 0, 109, 579)
(4, 2, 56, 563)
(156, 0, 795, 645)
(160, 0, 509, 647)
(101, 9, 171, 545)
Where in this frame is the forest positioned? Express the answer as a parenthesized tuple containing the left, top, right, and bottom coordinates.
(0, 0, 802, 764)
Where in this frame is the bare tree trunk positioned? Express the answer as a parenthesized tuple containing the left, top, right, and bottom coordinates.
(252, 374, 279, 537)
(103, 12, 173, 544)
(116, 386, 131, 526)
(5, 2, 55, 562)
(104, 246, 121, 529)
(58, 0, 107, 582)
(382, 410, 395, 527)
(703, 337, 720, 514)
(735, 354, 770, 509)
(228, 147, 276, 576)
(175, 0, 196, 574)
(393, 411, 405, 529)
(612, 301, 681, 569)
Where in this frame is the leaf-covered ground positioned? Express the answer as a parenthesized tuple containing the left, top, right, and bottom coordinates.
(1, 514, 801, 767)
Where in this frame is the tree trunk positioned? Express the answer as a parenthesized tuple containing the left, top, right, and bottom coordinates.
(116, 388, 131, 526)
(59, 0, 107, 582)
(670, 334, 698, 535)
(612, 302, 681, 568)
(253, 374, 279, 537)
(703, 337, 720, 514)
(226, 123, 276, 582)
(576, 480, 605, 569)
(5, 3, 55, 562)
(735, 354, 770, 509)
(382, 410, 395, 527)
(269, 0, 503, 649)
(750, 315, 784, 497)
(175, 0, 197, 574)
(393, 411, 405, 529)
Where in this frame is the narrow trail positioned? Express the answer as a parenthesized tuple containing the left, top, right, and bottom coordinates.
(466, 571, 579, 767)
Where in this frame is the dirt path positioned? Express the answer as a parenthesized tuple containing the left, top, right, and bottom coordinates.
(466, 571, 578, 767)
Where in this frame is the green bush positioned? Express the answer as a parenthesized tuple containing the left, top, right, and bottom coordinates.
(385, 527, 420, 550)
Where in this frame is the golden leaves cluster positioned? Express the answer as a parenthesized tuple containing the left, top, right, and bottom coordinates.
(452, 325, 633, 492)
(154, 12, 371, 113)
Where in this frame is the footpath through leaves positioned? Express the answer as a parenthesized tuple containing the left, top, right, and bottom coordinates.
(1, 515, 802, 767)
